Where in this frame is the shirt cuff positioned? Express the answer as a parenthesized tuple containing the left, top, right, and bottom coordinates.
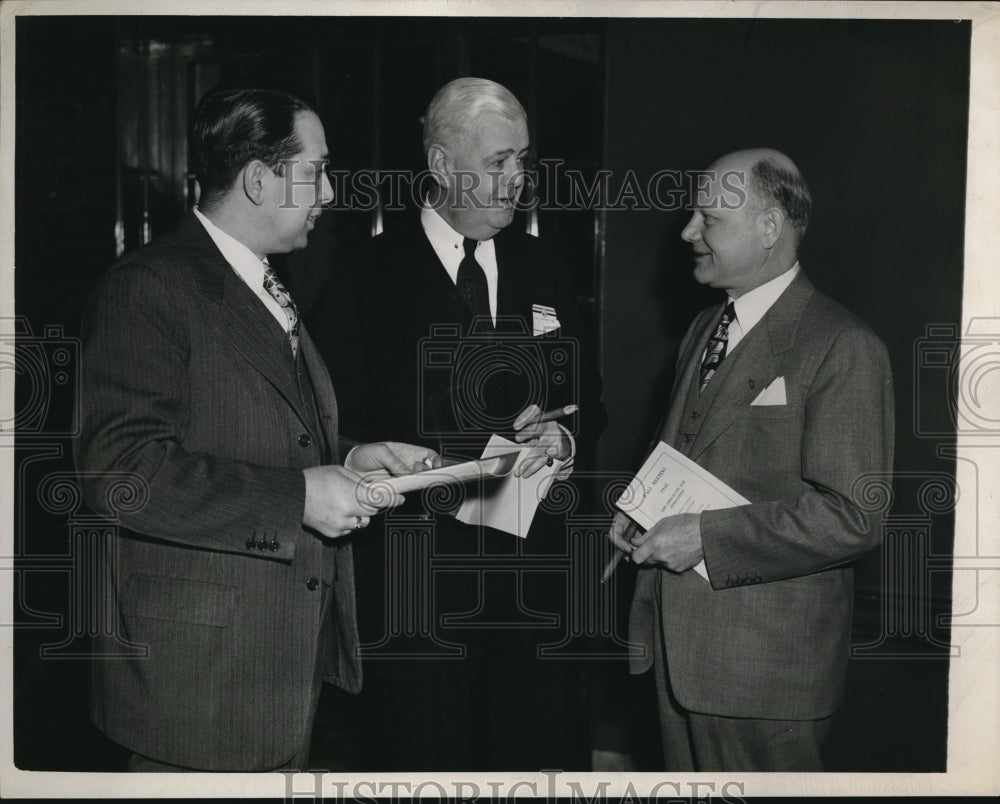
(552, 424, 576, 480)
(343, 445, 361, 472)
(557, 423, 576, 461)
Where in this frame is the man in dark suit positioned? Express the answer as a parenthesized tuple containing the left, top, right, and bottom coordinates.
(609, 149, 894, 771)
(75, 86, 438, 772)
(309, 77, 606, 770)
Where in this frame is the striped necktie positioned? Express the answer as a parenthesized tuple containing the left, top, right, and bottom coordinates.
(262, 264, 300, 359)
(699, 302, 735, 393)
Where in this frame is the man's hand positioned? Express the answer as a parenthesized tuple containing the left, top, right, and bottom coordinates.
(511, 404, 572, 478)
(345, 442, 442, 475)
(629, 512, 704, 572)
(606, 511, 635, 555)
(302, 464, 404, 539)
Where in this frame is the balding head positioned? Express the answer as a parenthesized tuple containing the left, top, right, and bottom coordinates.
(711, 148, 812, 244)
(422, 77, 527, 158)
(681, 148, 809, 297)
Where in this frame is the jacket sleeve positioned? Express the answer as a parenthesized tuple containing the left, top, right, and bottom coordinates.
(699, 324, 895, 586)
(74, 261, 308, 562)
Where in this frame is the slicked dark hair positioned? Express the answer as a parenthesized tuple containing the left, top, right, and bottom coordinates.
(189, 86, 314, 210)
(751, 158, 812, 240)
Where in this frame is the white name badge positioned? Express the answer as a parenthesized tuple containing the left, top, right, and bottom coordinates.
(532, 303, 561, 336)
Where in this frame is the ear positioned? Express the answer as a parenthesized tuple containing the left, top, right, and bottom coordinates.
(426, 143, 452, 191)
(241, 160, 270, 206)
(759, 206, 785, 249)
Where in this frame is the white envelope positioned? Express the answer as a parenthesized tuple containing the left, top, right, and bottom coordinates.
(750, 376, 787, 406)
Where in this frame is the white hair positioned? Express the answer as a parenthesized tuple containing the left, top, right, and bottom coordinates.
(422, 77, 527, 157)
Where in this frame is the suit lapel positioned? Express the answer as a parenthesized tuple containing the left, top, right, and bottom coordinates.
(494, 227, 548, 327)
(689, 327, 778, 459)
(493, 228, 521, 319)
(299, 323, 339, 460)
(688, 272, 815, 461)
(659, 307, 719, 444)
(176, 213, 312, 430)
(398, 214, 473, 326)
(219, 269, 303, 402)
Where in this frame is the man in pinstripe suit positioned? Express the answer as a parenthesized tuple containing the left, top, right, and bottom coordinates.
(75, 86, 437, 772)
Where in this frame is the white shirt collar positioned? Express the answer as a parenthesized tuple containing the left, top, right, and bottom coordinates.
(729, 261, 800, 341)
(193, 207, 289, 332)
(421, 204, 465, 252)
(420, 204, 498, 321)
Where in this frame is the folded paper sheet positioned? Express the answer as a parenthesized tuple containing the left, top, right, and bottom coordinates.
(454, 435, 565, 537)
(616, 441, 750, 582)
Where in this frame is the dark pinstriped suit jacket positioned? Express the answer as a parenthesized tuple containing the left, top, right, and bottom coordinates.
(75, 212, 360, 770)
(629, 272, 894, 720)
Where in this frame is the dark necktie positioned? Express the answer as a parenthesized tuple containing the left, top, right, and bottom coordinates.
(456, 237, 492, 325)
(262, 264, 300, 359)
(699, 301, 736, 393)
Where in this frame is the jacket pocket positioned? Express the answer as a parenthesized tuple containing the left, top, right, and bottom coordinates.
(121, 574, 236, 628)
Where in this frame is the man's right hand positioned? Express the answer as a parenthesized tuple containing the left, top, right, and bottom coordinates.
(302, 465, 405, 538)
(606, 511, 635, 555)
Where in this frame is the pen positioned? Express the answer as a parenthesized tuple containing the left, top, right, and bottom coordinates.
(600, 520, 640, 583)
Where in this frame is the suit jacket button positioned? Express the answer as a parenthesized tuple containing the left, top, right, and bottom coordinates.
(298, 433, 312, 448)
(257, 539, 268, 551)
(245, 538, 256, 551)
(305, 577, 319, 591)
(269, 539, 279, 551)
(690, 411, 699, 420)
(682, 434, 692, 443)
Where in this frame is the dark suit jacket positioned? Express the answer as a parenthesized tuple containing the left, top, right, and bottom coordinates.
(74, 212, 361, 770)
(629, 271, 894, 720)
(309, 213, 606, 676)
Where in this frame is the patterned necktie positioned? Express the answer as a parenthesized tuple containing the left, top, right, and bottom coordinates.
(699, 301, 736, 393)
(456, 237, 492, 325)
(262, 264, 300, 359)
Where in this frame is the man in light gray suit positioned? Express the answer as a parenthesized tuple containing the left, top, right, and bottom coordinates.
(75, 85, 438, 772)
(609, 148, 894, 771)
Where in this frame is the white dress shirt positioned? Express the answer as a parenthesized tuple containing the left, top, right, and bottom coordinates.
(420, 204, 498, 324)
(724, 262, 801, 353)
(193, 207, 290, 333)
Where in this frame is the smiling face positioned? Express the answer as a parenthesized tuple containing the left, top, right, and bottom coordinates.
(263, 110, 333, 253)
(437, 110, 529, 241)
(681, 155, 772, 298)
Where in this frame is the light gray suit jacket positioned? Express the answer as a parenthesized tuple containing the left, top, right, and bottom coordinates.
(75, 212, 361, 770)
(630, 271, 894, 720)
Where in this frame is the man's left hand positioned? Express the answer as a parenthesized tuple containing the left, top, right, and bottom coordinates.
(629, 512, 704, 572)
(346, 442, 442, 475)
(512, 404, 572, 478)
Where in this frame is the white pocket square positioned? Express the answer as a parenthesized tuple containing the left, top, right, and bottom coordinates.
(750, 376, 787, 406)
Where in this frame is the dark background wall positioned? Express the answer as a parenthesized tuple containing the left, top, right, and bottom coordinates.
(11, 14, 967, 773)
